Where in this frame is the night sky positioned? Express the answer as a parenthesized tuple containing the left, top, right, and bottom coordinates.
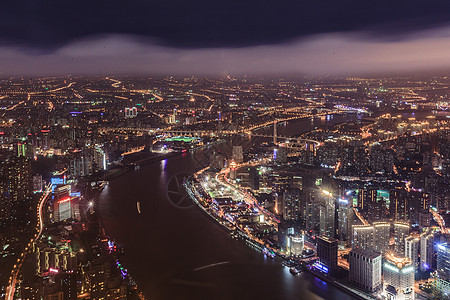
(1, 0, 450, 75)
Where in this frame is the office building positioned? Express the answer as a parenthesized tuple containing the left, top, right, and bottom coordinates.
(53, 185, 80, 222)
(319, 190, 335, 238)
(349, 248, 382, 292)
(229, 161, 237, 180)
(274, 147, 288, 163)
(287, 234, 304, 256)
(0, 156, 33, 228)
(283, 188, 301, 222)
(436, 243, 450, 297)
(337, 198, 354, 244)
(316, 236, 338, 271)
(248, 167, 259, 190)
(383, 254, 415, 300)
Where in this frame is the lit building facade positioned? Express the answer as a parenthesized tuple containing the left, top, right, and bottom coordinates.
(373, 222, 391, 254)
(383, 254, 415, 300)
(352, 225, 374, 251)
(316, 236, 338, 271)
(419, 227, 435, 271)
(349, 248, 382, 292)
(393, 222, 410, 255)
(404, 235, 420, 272)
(436, 243, 450, 298)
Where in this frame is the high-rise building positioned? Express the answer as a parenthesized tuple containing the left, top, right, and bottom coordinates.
(300, 142, 316, 166)
(282, 188, 301, 222)
(366, 197, 387, 222)
(35, 244, 78, 275)
(277, 220, 296, 252)
(274, 147, 288, 163)
(436, 243, 450, 297)
(229, 161, 237, 180)
(248, 167, 260, 191)
(357, 188, 377, 211)
(373, 222, 391, 254)
(405, 235, 420, 271)
(53, 185, 80, 222)
(0, 155, 32, 228)
(32, 174, 43, 193)
(354, 147, 369, 173)
(420, 227, 435, 271)
(319, 190, 335, 238)
(337, 198, 354, 245)
(418, 210, 432, 228)
(316, 236, 338, 271)
(383, 254, 415, 300)
(349, 248, 382, 292)
(352, 225, 374, 251)
(70, 146, 107, 178)
(286, 234, 304, 256)
(393, 222, 410, 255)
(390, 188, 409, 220)
(370, 145, 395, 174)
(17, 143, 35, 158)
(232, 145, 244, 164)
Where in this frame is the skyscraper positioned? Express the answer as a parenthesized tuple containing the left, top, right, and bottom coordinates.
(420, 227, 435, 271)
(0, 155, 32, 229)
(373, 222, 391, 254)
(393, 222, 410, 255)
(390, 188, 409, 220)
(383, 254, 415, 300)
(352, 225, 374, 251)
(232, 145, 244, 164)
(248, 167, 259, 191)
(349, 248, 382, 292)
(337, 198, 354, 245)
(316, 236, 338, 272)
(436, 243, 450, 297)
(319, 190, 335, 238)
(404, 235, 420, 271)
(282, 188, 301, 221)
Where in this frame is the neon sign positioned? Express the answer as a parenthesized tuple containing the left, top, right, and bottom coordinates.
(313, 262, 329, 273)
(58, 197, 71, 204)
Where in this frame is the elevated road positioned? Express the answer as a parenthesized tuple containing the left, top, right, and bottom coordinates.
(6, 183, 52, 300)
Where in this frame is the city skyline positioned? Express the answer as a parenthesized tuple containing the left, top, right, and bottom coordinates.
(0, 0, 449, 299)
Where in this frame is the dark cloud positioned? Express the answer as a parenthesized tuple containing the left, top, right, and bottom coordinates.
(1, 0, 450, 49)
(0, 30, 449, 76)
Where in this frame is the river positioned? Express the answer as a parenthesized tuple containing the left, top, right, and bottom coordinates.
(98, 114, 360, 300)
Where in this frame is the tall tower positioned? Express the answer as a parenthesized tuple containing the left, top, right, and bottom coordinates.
(217, 111, 222, 136)
(217, 94, 224, 136)
(273, 120, 277, 144)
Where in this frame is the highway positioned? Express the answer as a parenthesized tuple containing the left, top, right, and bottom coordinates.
(431, 208, 449, 234)
(6, 183, 52, 300)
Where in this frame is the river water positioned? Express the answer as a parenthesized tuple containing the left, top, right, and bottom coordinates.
(98, 114, 359, 300)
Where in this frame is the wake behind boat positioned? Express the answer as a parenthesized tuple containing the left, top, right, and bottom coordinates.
(290, 267, 300, 275)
